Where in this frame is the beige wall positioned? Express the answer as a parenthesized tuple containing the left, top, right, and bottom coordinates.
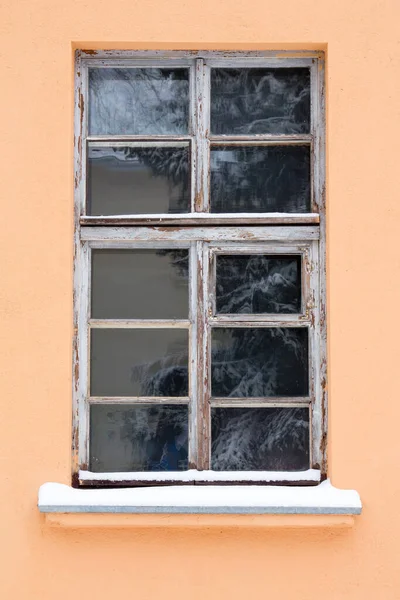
(1, 0, 400, 597)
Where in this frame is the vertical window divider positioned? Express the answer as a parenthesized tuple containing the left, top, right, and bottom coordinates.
(195, 240, 211, 469)
(188, 242, 199, 468)
(195, 58, 210, 212)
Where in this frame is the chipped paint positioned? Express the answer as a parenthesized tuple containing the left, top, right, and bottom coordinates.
(72, 51, 326, 485)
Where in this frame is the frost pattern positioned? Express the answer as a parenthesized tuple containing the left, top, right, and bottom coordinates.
(212, 328, 308, 398)
(216, 254, 301, 314)
(210, 145, 311, 213)
(211, 407, 309, 471)
(211, 68, 310, 135)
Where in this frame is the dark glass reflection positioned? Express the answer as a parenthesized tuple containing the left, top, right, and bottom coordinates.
(87, 145, 190, 215)
(210, 145, 310, 213)
(91, 329, 188, 397)
(91, 249, 189, 319)
(211, 407, 309, 471)
(216, 254, 301, 314)
(90, 404, 188, 472)
(89, 68, 189, 135)
(211, 328, 308, 397)
(211, 68, 310, 135)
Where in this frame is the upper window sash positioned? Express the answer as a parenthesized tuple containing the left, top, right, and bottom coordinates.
(74, 51, 325, 225)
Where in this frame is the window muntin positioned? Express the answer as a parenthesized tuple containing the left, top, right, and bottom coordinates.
(74, 51, 325, 487)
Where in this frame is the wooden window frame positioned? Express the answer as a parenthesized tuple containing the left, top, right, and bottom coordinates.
(73, 50, 326, 488)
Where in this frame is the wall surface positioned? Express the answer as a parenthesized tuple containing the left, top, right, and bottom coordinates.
(1, 0, 400, 598)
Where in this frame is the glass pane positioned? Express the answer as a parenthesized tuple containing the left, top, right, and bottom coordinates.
(87, 145, 191, 215)
(210, 145, 310, 213)
(211, 407, 309, 471)
(211, 328, 308, 397)
(216, 254, 301, 314)
(91, 249, 189, 320)
(211, 68, 310, 135)
(90, 404, 188, 472)
(89, 68, 189, 135)
(91, 329, 188, 397)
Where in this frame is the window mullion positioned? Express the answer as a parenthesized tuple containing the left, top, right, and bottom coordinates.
(193, 240, 211, 469)
(194, 58, 210, 213)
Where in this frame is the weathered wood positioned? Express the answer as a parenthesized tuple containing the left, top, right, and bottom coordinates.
(209, 138, 311, 146)
(87, 135, 192, 142)
(88, 140, 190, 148)
(81, 226, 320, 242)
(79, 49, 320, 66)
(313, 56, 327, 475)
(210, 398, 310, 407)
(74, 50, 326, 485)
(89, 397, 190, 405)
(196, 241, 211, 469)
(188, 244, 199, 468)
(89, 319, 190, 329)
(80, 214, 320, 226)
(194, 59, 209, 212)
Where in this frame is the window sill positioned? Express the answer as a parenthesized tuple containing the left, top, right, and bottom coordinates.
(38, 480, 361, 528)
(78, 468, 322, 486)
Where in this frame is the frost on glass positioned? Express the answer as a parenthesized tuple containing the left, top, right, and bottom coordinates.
(91, 329, 188, 397)
(211, 68, 310, 135)
(210, 145, 310, 213)
(91, 249, 189, 319)
(211, 407, 309, 471)
(216, 254, 301, 314)
(90, 404, 188, 472)
(87, 145, 191, 215)
(89, 68, 189, 135)
(211, 328, 308, 397)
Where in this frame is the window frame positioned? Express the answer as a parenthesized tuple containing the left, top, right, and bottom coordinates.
(73, 50, 326, 488)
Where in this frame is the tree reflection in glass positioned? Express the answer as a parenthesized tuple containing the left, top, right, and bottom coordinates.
(89, 68, 189, 135)
(211, 68, 310, 135)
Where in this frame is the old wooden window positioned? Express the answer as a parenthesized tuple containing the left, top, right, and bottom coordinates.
(73, 50, 326, 487)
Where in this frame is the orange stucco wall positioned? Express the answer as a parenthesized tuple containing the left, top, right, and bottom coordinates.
(1, 0, 400, 597)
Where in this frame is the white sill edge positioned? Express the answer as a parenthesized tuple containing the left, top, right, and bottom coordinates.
(38, 479, 362, 515)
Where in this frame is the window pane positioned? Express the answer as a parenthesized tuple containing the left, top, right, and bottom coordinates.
(89, 68, 189, 135)
(211, 68, 310, 135)
(210, 145, 310, 213)
(91, 249, 189, 320)
(211, 407, 309, 471)
(211, 328, 308, 397)
(216, 254, 301, 314)
(91, 329, 188, 397)
(87, 145, 191, 215)
(90, 404, 188, 472)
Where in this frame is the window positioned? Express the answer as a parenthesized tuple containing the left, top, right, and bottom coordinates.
(73, 50, 326, 487)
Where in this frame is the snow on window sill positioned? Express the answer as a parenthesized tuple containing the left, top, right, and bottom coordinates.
(78, 468, 321, 485)
(38, 479, 361, 528)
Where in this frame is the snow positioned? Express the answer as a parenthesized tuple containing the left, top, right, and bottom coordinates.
(38, 479, 362, 515)
(78, 469, 321, 483)
(84, 213, 311, 220)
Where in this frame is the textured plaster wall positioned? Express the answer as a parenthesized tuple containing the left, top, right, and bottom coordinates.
(1, 0, 400, 598)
